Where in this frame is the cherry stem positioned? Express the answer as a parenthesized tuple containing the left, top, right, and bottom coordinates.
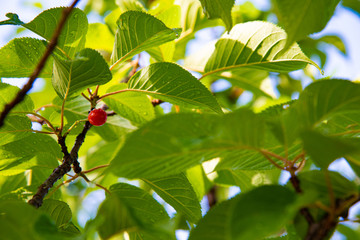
(82, 164, 109, 174)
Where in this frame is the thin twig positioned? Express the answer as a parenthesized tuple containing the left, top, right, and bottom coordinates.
(35, 104, 56, 113)
(324, 170, 336, 215)
(331, 129, 360, 137)
(0, 0, 81, 127)
(81, 92, 91, 102)
(94, 183, 111, 194)
(289, 173, 315, 225)
(0, 129, 55, 135)
(46, 174, 78, 199)
(98, 89, 132, 100)
(260, 150, 285, 170)
(63, 119, 87, 138)
(291, 151, 305, 164)
(260, 149, 288, 163)
(82, 164, 109, 174)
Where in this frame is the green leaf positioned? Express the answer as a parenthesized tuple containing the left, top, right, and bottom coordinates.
(110, 113, 218, 178)
(103, 84, 155, 126)
(85, 23, 115, 53)
(214, 169, 280, 192)
(188, 194, 238, 240)
(0, 83, 34, 113)
(33, 215, 60, 238)
(231, 185, 296, 239)
(0, 173, 26, 200)
(52, 48, 112, 99)
(23, 7, 88, 58)
(0, 200, 41, 240)
(39, 200, 80, 236)
(342, 0, 360, 15)
(127, 62, 222, 114)
(198, 0, 235, 31)
(116, 0, 146, 12)
(86, 141, 119, 170)
(96, 183, 170, 239)
(110, 109, 265, 179)
(185, 41, 271, 97)
(318, 35, 347, 55)
(189, 185, 296, 240)
(51, 96, 137, 141)
(297, 170, 357, 200)
(40, 199, 72, 227)
(301, 130, 360, 168)
(186, 165, 212, 200)
(215, 69, 271, 98)
(173, 0, 222, 60)
(0, 13, 24, 25)
(204, 21, 321, 76)
(110, 11, 181, 66)
(143, 173, 201, 223)
(0, 200, 72, 239)
(147, 5, 181, 62)
(337, 224, 360, 240)
(58, 222, 81, 237)
(215, 103, 302, 171)
(286, 80, 360, 142)
(0, 37, 52, 78)
(0, 134, 61, 175)
(274, 0, 340, 48)
(0, 115, 32, 145)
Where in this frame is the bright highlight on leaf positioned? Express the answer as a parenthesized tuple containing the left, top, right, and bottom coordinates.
(204, 21, 321, 76)
(110, 11, 181, 68)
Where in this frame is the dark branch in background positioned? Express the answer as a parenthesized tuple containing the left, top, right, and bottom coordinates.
(121, 58, 140, 83)
(289, 173, 360, 240)
(151, 99, 164, 107)
(207, 186, 217, 208)
(28, 121, 92, 208)
(0, 0, 80, 128)
(289, 175, 315, 225)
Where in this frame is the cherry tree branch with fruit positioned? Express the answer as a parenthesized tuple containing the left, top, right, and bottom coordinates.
(1, 1, 360, 240)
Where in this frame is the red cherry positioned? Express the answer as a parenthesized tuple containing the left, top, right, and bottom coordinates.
(88, 109, 107, 126)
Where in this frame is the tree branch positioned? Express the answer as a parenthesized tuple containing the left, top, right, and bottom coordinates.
(0, 0, 80, 127)
(289, 174, 315, 225)
(28, 121, 92, 208)
(289, 172, 360, 240)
